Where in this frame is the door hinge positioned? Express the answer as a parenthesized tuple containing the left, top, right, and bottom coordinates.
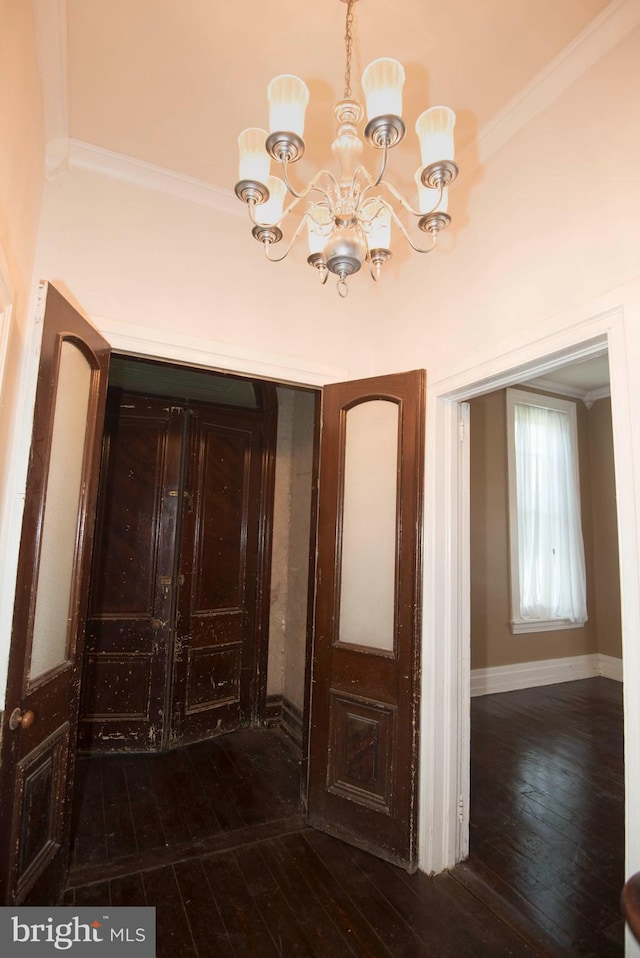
(458, 419, 465, 442)
(458, 793, 465, 822)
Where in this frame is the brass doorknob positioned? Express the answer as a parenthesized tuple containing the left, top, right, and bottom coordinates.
(9, 708, 35, 731)
(150, 618, 164, 631)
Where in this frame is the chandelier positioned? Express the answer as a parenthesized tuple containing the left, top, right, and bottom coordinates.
(234, 0, 458, 297)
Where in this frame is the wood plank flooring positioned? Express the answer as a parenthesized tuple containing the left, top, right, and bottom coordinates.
(467, 677, 625, 957)
(69, 728, 303, 885)
(66, 678, 625, 956)
(65, 825, 547, 957)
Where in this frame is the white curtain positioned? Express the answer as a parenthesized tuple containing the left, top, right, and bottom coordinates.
(514, 402, 587, 624)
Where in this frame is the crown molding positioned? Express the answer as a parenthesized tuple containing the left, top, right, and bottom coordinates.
(526, 376, 611, 406)
(583, 385, 612, 407)
(36, 1, 639, 213)
(460, 0, 640, 171)
(67, 140, 243, 217)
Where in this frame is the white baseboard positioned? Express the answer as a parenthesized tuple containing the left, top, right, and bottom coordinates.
(599, 653, 624, 682)
(471, 652, 623, 697)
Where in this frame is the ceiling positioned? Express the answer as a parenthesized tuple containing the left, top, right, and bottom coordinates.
(62, 0, 612, 196)
(521, 353, 610, 399)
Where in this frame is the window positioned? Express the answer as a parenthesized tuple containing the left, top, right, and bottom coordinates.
(506, 388, 587, 633)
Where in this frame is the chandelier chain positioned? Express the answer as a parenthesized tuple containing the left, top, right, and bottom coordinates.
(343, 0, 355, 98)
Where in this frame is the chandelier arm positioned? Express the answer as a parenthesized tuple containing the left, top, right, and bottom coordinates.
(280, 161, 341, 204)
(348, 164, 376, 209)
(354, 147, 405, 211)
(382, 178, 445, 218)
(247, 191, 306, 229)
(370, 141, 390, 189)
(357, 195, 387, 225)
(389, 205, 439, 254)
(262, 213, 311, 264)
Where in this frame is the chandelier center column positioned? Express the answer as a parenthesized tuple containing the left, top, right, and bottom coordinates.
(331, 99, 364, 188)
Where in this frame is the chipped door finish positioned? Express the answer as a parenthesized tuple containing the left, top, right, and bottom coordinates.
(78, 396, 185, 752)
(171, 402, 274, 746)
(0, 284, 110, 904)
(307, 370, 425, 872)
(79, 387, 277, 752)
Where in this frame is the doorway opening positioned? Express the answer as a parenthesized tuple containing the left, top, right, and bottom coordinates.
(78, 354, 319, 755)
(70, 354, 320, 883)
(465, 355, 625, 952)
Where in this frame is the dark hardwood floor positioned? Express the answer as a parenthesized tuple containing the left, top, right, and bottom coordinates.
(69, 728, 303, 885)
(468, 677, 625, 957)
(66, 678, 625, 956)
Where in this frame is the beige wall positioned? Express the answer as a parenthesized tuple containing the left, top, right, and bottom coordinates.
(470, 388, 620, 669)
(0, 0, 44, 700)
(34, 167, 379, 382)
(589, 397, 622, 658)
(370, 25, 640, 379)
(267, 387, 316, 711)
(0, 0, 44, 495)
(267, 388, 294, 698)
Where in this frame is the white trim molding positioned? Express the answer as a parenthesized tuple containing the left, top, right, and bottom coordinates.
(93, 316, 348, 388)
(67, 141, 243, 218)
(461, 0, 640, 171)
(34, 2, 640, 214)
(526, 376, 611, 407)
(471, 653, 623, 697)
(0, 270, 13, 400)
(419, 300, 639, 880)
(600, 653, 625, 682)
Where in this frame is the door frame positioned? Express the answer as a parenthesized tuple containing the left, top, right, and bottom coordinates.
(420, 302, 639, 884)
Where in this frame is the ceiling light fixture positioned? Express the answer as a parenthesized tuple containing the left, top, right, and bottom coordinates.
(234, 0, 458, 297)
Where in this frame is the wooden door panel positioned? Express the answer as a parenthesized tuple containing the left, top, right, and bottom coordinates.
(0, 284, 110, 904)
(78, 396, 184, 752)
(13, 723, 69, 900)
(88, 415, 168, 614)
(173, 409, 267, 746)
(327, 693, 395, 812)
(307, 370, 425, 871)
(185, 646, 241, 711)
(191, 426, 248, 612)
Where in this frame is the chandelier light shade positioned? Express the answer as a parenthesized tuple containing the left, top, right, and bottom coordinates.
(415, 107, 456, 168)
(267, 75, 310, 138)
(361, 58, 405, 122)
(234, 0, 459, 296)
(236, 127, 271, 202)
(363, 199, 392, 250)
(253, 176, 287, 226)
(414, 170, 449, 215)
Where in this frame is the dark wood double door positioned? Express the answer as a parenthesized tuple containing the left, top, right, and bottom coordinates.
(78, 388, 274, 752)
(0, 284, 425, 907)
